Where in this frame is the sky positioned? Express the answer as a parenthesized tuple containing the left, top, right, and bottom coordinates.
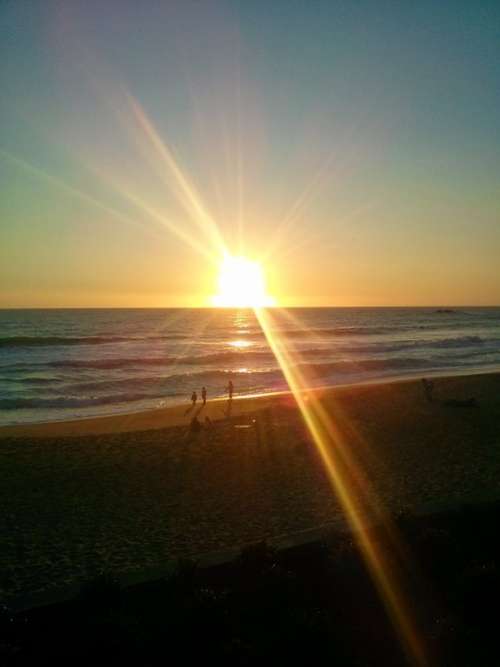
(1, 0, 499, 307)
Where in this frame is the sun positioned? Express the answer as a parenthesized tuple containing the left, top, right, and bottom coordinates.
(212, 255, 276, 308)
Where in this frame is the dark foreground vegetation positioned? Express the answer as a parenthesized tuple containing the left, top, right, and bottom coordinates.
(3, 501, 500, 666)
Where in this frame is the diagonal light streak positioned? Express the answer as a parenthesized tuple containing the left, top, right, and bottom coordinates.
(0, 149, 167, 243)
(126, 95, 227, 257)
(88, 162, 217, 263)
(255, 306, 429, 667)
(261, 153, 335, 263)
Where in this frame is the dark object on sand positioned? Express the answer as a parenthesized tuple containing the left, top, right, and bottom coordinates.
(204, 415, 212, 429)
(422, 378, 435, 403)
(443, 397, 478, 408)
(190, 416, 202, 433)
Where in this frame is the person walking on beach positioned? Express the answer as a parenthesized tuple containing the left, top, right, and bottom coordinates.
(227, 379, 234, 400)
(201, 386, 207, 405)
(191, 390, 197, 407)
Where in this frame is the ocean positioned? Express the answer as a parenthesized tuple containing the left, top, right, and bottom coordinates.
(1, 307, 499, 426)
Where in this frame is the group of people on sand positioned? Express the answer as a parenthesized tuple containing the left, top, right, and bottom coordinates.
(190, 380, 234, 408)
(190, 386, 207, 407)
(188, 380, 234, 434)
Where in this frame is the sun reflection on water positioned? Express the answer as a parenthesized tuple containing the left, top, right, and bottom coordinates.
(228, 339, 252, 348)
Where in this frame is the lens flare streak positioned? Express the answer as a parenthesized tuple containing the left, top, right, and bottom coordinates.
(255, 306, 428, 667)
(127, 95, 227, 258)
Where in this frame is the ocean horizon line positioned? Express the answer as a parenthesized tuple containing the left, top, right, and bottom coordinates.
(1, 304, 500, 311)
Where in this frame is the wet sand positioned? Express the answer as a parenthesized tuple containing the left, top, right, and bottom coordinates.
(2, 372, 500, 604)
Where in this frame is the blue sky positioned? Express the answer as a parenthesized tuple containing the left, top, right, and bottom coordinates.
(1, 0, 499, 306)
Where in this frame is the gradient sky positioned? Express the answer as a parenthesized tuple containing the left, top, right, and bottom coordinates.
(1, 0, 499, 307)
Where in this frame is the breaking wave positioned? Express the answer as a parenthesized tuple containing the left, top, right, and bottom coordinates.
(0, 391, 183, 411)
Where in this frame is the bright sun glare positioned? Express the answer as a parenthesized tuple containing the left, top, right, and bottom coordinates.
(212, 255, 276, 308)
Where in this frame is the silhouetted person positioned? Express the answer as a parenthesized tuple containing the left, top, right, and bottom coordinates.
(227, 379, 234, 400)
(191, 390, 197, 406)
(201, 386, 207, 405)
(421, 378, 434, 403)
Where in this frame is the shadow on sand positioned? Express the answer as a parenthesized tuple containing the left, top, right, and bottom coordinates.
(223, 398, 233, 419)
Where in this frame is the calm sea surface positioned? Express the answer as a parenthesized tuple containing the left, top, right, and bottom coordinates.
(1, 307, 499, 425)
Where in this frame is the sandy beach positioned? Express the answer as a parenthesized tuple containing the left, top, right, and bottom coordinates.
(2, 371, 500, 605)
